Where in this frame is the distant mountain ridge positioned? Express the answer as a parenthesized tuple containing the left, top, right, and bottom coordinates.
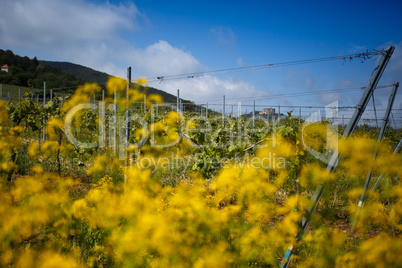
(39, 60, 186, 103)
(0, 49, 84, 90)
(0, 49, 192, 104)
(39, 61, 110, 85)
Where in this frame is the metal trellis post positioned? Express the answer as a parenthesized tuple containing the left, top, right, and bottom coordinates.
(177, 89, 180, 114)
(222, 95, 225, 128)
(43, 82, 46, 143)
(114, 90, 117, 155)
(299, 107, 301, 125)
(99, 89, 105, 148)
(206, 103, 208, 121)
(125, 67, 131, 183)
(278, 105, 281, 124)
(144, 94, 147, 113)
(253, 100, 255, 131)
(372, 138, 402, 191)
(280, 45, 395, 268)
(352, 81, 399, 230)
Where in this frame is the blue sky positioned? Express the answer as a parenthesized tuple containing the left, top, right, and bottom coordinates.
(1, 0, 402, 123)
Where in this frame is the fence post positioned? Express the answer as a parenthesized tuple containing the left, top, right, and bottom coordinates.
(222, 95, 225, 128)
(0, 84, 2, 98)
(237, 102, 241, 119)
(44, 82, 46, 105)
(237, 101, 241, 145)
(112, 90, 117, 155)
(144, 94, 147, 113)
(280, 45, 395, 268)
(43, 82, 46, 143)
(278, 105, 280, 124)
(126, 68, 130, 153)
(125, 67, 131, 183)
(299, 107, 301, 125)
(101, 90, 105, 147)
(353, 81, 399, 230)
(177, 89, 180, 114)
(206, 103, 208, 121)
(253, 100, 255, 130)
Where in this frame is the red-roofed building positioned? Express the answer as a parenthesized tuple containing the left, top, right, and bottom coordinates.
(1, 64, 9, 73)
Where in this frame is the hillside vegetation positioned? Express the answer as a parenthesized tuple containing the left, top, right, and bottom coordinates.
(39, 60, 188, 103)
(0, 49, 84, 90)
(39, 61, 110, 85)
(0, 78, 401, 267)
(1, 49, 192, 104)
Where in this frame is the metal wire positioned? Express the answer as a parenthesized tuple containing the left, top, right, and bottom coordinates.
(145, 50, 383, 83)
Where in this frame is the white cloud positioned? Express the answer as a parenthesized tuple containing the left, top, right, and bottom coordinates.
(209, 26, 236, 49)
(0, 0, 143, 75)
(383, 41, 402, 76)
(0, 0, 266, 103)
(237, 57, 244, 66)
(129, 40, 204, 77)
(0, 0, 140, 47)
(122, 41, 264, 103)
(283, 68, 327, 92)
(151, 75, 264, 103)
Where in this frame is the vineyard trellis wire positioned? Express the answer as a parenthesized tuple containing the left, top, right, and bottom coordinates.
(279, 45, 397, 267)
(2, 87, 401, 152)
(1, 46, 402, 267)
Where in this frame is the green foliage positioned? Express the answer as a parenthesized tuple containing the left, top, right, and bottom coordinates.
(0, 49, 84, 89)
(39, 61, 111, 85)
(7, 96, 39, 128)
(0, 78, 401, 267)
(1, 49, 197, 107)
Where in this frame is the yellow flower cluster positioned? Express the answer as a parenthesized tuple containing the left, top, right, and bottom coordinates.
(62, 82, 101, 112)
(0, 78, 401, 267)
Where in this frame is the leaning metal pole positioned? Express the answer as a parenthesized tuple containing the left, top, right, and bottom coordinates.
(280, 46, 395, 268)
(352, 81, 399, 230)
(371, 138, 402, 191)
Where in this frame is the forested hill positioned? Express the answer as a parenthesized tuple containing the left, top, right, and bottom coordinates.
(0, 49, 192, 103)
(39, 61, 110, 85)
(0, 49, 84, 90)
(39, 60, 183, 103)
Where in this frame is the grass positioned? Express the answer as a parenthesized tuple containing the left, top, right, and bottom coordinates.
(0, 83, 71, 101)
(0, 84, 32, 99)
